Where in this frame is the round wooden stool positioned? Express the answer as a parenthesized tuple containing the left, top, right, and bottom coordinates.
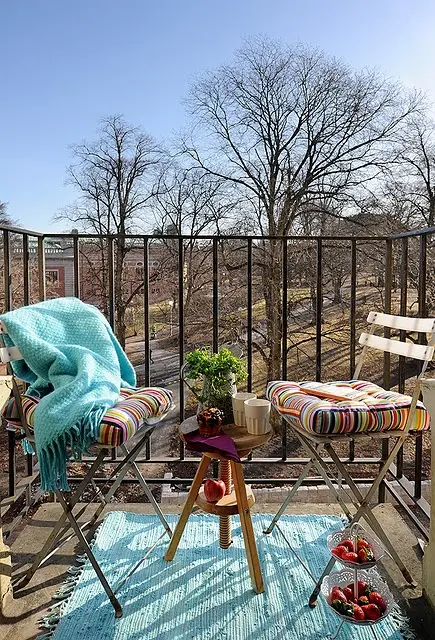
(164, 417, 271, 594)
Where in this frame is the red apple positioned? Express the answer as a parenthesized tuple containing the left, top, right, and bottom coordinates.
(204, 479, 226, 503)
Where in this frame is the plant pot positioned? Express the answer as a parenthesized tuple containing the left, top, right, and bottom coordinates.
(198, 374, 237, 424)
(197, 408, 224, 437)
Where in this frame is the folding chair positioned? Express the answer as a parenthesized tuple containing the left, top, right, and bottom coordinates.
(264, 311, 434, 606)
(0, 320, 173, 618)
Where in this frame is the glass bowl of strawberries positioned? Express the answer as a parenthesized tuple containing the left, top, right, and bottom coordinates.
(321, 569, 394, 626)
(327, 523, 384, 569)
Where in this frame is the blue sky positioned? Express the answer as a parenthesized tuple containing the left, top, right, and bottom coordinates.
(1, 0, 435, 231)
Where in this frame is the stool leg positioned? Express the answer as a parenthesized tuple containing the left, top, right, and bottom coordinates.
(165, 455, 210, 561)
(231, 460, 264, 594)
(219, 460, 232, 549)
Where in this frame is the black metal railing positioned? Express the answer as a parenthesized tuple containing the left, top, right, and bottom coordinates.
(1, 225, 434, 537)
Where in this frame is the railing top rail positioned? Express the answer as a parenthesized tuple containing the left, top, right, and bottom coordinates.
(389, 226, 435, 240)
(0, 229, 392, 241)
(0, 225, 434, 242)
(0, 225, 44, 237)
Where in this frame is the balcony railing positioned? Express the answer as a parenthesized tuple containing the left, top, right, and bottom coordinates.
(1, 224, 434, 538)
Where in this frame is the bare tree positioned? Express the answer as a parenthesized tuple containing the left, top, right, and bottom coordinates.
(59, 115, 164, 346)
(152, 165, 237, 343)
(182, 38, 422, 378)
(385, 117, 435, 228)
(0, 202, 17, 226)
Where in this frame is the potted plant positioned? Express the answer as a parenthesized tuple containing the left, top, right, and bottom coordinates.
(183, 347, 247, 423)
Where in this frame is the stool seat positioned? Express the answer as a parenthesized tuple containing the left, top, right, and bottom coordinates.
(196, 484, 255, 515)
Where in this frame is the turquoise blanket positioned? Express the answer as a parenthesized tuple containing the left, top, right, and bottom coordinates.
(0, 298, 136, 491)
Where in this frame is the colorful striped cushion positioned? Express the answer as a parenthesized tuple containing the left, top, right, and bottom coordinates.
(3, 387, 173, 447)
(266, 380, 430, 435)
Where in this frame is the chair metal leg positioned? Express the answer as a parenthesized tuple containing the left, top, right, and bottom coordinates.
(264, 459, 314, 534)
(88, 432, 159, 528)
(325, 442, 417, 586)
(119, 443, 172, 537)
(309, 556, 337, 607)
(293, 433, 355, 519)
(13, 449, 108, 589)
(56, 492, 122, 618)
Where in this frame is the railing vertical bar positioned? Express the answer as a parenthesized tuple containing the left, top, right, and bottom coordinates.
(315, 238, 322, 382)
(109, 239, 117, 464)
(179, 237, 185, 458)
(281, 238, 288, 460)
(3, 230, 11, 311)
(349, 240, 357, 377)
(212, 238, 219, 354)
(145, 434, 151, 460)
(349, 239, 357, 461)
(382, 239, 393, 389)
(380, 238, 393, 503)
(415, 234, 427, 500)
(37, 237, 46, 301)
(22, 233, 33, 485)
(73, 234, 80, 298)
(143, 239, 150, 387)
(281, 238, 288, 379)
(8, 430, 16, 497)
(396, 237, 408, 480)
(107, 237, 115, 330)
(247, 239, 253, 392)
(23, 234, 30, 306)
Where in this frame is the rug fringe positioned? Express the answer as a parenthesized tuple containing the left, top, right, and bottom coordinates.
(390, 604, 417, 640)
(36, 519, 105, 637)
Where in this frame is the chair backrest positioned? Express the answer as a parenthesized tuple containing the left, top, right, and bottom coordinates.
(354, 312, 435, 434)
(0, 320, 33, 440)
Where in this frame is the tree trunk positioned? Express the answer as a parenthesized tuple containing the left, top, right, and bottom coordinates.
(261, 241, 283, 381)
(115, 240, 126, 349)
(333, 276, 342, 304)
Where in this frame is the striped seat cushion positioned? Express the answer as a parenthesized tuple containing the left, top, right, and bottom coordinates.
(266, 380, 430, 435)
(3, 387, 173, 447)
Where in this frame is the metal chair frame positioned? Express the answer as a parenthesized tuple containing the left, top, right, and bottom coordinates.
(264, 311, 435, 606)
(0, 320, 172, 618)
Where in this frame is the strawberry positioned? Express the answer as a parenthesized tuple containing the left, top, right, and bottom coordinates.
(357, 595, 369, 606)
(341, 551, 359, 563)
(330, 586, 347, 603)
(340, 539, 355, 552)
(331, 599, 354, 617)
(362, 603, 381, 620)
(331, 545, 348, 558)
(343, 587, 353, 601)
(369, 592, 387, 613)
(351, 604, 365, 620)
(357, 537, 371, 550)
(358, 547, 375, 564)
(346, 580, 370, 597)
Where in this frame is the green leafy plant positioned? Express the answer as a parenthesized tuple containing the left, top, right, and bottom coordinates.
(185, 348, 247, 419)
(186, 348, 247, 390)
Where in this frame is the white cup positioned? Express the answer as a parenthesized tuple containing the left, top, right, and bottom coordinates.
(232, 392, 257, 426)
(244, 398, 271, 435)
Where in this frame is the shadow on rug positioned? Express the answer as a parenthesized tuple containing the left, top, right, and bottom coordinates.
(39, 512, 412, 640)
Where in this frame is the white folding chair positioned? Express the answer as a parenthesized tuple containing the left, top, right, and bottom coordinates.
(265, 311, 434, 606)
(0, 320, 173, 617)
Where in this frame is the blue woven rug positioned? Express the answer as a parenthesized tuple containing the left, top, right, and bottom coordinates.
(43, 512, 411, 640)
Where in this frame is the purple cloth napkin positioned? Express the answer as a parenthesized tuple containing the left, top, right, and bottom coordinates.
(184, 429, 241, 463)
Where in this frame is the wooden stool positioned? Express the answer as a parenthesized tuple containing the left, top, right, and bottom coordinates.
(164, 417, 271, 594)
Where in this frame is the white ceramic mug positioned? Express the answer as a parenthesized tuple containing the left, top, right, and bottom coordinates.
(232, 392, 257, 426)
(244, 398, 271, 435)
